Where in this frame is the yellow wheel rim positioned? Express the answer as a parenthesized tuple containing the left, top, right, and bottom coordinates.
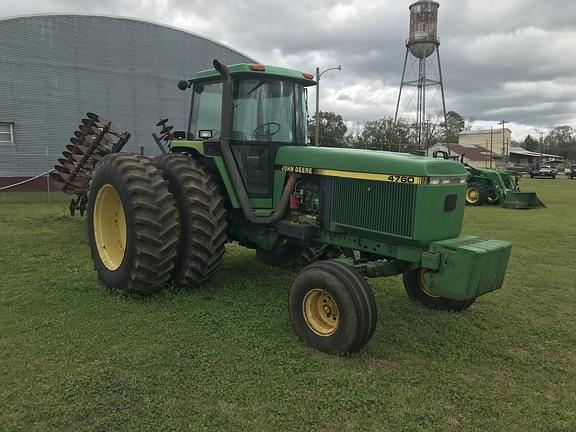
(466, 187, 479, 204)
(418, 268, 439, 298)
(302, 289, 340, 336)
(93, 184, 127, 271)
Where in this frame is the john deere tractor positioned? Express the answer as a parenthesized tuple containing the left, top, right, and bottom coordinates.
(52, 60, 512, 355)
(432, 151, 544, 209)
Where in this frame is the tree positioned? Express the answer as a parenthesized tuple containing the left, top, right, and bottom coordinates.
(354, 116, 417, 151)
(523, 135, 539, 152)
(544, 126, 576, 159)
(443, 111, 466, 143)
(308, 111, 347, 147)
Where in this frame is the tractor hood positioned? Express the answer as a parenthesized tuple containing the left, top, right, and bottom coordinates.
(275, 146, 468, 178)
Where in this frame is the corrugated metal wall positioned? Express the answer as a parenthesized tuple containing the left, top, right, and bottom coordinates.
(0, 15, 253, 177)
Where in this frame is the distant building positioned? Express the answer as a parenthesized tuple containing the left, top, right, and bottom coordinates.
(0, 14, 253, 190)
(429, 141, 565, 171)
(508, 146, 564, 170)
(428, 143, 495, 169)
(458, 129, 512, 156)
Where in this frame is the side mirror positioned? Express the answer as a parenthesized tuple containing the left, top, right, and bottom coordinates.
(178, 80, 190, 91)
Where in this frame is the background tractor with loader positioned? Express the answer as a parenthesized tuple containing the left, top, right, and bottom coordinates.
(51, 60, 512, 355)
(432, 151, 545, 209)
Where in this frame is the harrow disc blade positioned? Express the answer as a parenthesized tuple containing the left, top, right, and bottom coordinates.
(67, 143, 86, 155)
(81, 118, 98, 128)
(54, 164, 72, 174)
(58, 171, 90, 185)
(79, 125, 98, 135)
(57, 158, 75, 167)
(49, 171, 66, 186)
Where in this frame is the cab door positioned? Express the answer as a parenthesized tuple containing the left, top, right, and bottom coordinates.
(231, 79, 301, 201)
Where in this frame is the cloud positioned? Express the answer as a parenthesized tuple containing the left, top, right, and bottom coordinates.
(1, 0, 575, 137)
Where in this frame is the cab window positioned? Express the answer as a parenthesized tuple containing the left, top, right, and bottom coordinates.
(189, 82, 222, 140)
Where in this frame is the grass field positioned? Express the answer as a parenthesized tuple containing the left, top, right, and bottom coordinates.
(1, 178, 575, 431)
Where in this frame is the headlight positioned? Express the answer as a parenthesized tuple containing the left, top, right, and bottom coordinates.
(427, 176, 468, 185)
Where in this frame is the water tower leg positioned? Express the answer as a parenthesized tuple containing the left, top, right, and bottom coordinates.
(436, 46, 448, 131)
(394, 48, 410, 123)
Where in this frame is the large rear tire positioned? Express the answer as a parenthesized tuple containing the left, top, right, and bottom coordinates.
(87, 153, 178, 295)
(402, 268, 475, 312)
(153, 153, 228, 288)
(289, 261, 377, 355)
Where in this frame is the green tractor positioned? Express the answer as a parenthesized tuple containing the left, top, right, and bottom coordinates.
(432, 151, 545, 209)
(465, 166, 545, 209)
(52, 61, 513, 355)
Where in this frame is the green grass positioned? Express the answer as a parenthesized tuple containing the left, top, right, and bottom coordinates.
(1, 179, 575, 431)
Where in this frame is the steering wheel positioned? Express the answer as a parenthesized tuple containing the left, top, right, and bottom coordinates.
(252, 122, 281, 138)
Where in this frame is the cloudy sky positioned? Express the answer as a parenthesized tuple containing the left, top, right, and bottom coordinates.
(2, 0, 575, 140)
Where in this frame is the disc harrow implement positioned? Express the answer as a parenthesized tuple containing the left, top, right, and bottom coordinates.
(51, 113, 131, 216)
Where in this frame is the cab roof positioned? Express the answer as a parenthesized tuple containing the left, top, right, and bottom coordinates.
(191, 63, 317, 86)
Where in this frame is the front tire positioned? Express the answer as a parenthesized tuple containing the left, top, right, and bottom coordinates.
(486, 194, 500, 205)
(289, 261, 377, 355)
(87, 153, 178, 295)
(402, 268, 475, 312)
(465, 182, 486, 206)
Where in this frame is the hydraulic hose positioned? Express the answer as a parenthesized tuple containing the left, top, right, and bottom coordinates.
(213, 59, 298, 224)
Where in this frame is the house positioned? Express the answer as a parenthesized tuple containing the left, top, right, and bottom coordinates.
(427, 143, 496, 169)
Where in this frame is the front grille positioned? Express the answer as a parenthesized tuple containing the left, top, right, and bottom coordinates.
(330, 178, 417, 238)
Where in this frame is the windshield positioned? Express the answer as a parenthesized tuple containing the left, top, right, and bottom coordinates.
(233, 79, 306, 144)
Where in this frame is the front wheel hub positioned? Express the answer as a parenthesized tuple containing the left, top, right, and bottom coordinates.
(466, 188, 479, 203)
(302, 289, 340, 336)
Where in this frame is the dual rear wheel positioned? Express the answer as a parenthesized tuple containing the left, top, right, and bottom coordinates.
(87, 153, 227, 294)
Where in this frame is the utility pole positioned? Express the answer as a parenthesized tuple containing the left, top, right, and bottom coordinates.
(315, 65, 341, 146)
(539, 131, 544, 166)
(490, 126, 493, 169)
(498, 120, 509, 169)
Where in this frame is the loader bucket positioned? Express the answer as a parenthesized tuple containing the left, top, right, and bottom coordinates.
(501, 191, 546, 209)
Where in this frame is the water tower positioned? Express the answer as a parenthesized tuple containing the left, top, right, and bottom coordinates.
(394, 1, 447, 150)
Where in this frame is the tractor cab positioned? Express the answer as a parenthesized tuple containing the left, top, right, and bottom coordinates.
(180, 63, 316, 197)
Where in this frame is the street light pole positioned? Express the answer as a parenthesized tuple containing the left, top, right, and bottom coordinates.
(315, 65, 341, 146)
